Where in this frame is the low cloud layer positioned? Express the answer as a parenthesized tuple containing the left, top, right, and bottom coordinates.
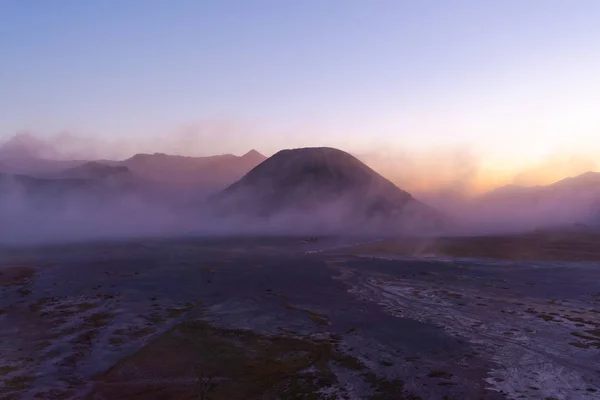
(1, 131, 600, 246)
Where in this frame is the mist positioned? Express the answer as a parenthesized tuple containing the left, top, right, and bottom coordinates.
(2, 132, 600, 246)
(0, 188, 434, 246)
(359, 145, 600, 235)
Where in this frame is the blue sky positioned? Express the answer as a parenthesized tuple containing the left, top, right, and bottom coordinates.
(1, 0, 600, 166)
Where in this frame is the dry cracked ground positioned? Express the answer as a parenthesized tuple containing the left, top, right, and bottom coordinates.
(0, 235, 599, 399)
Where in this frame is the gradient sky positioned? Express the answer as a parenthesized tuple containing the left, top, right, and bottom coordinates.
(1, 1, 600, 169)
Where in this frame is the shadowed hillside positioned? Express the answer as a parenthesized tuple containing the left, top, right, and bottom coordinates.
(216, 147, 446, 234)
(58, 162, 130, 180)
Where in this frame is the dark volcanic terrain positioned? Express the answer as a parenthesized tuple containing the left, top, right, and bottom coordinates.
(216, 147, 445, 234)
(1, 236, 598, 399)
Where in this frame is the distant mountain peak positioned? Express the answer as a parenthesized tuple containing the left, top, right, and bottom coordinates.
(242, 149, 262, 157)
(216, 146, 445, 233)
(240, 149, 266, 163)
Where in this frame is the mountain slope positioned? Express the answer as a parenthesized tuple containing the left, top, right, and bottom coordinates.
(216, 147, 445, 234)
(122, 150, 267, 189)
(482, 171, 600, 205)
(58, 162, 130, 180)
(477, 171, 600, 228)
